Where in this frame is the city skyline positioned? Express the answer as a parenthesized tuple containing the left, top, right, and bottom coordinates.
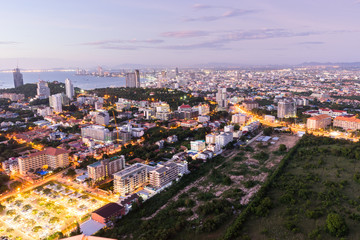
(0, 0, 359, 69)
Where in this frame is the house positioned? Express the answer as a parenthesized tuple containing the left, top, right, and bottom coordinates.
(91, 203, 125, 225)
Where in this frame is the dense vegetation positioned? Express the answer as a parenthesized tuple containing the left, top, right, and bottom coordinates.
(91, 87, 207, 110)
(0, 82, 80, 98)
(223, 135, 360, 240)
(96, 155, 227, 239)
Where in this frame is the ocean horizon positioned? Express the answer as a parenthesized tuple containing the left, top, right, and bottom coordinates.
(0, 71, 137, 90)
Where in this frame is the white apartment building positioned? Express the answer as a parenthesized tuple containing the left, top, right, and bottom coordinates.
(36, 80, 50, 99)
(190, 140, 206, 152)
(49, 93, 63, 113)
(87, 156, 125, 181)
(149, 161, 179, 188)
(232, 113, 248, 125)
(65, 78, 74, 99)
(215, 132, 233, 147)
(113, 163, 149, 196)
(37, 106, 53, 117)
(81, 125, 113, 141)
(224, 125, 234, 133)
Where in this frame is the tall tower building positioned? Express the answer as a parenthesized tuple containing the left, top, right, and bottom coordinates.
(65, 78, 74, 99)
(277, 99, 297, 118)
(125, 70, 140, 88)
(216, 88, 228, 109)
(13, 68, 24, 88)
(49, 93, 63, 113)
(36, 80, 51, 99)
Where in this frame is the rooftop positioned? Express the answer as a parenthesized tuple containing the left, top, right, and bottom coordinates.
(308, 114, 331, 121)
(92, 203, 124, 218)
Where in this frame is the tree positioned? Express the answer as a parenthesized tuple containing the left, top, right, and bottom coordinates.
(263, 127, 273, 136)
(326, 213, 348, 237)
(278, 144, 287, 153)
(64, 168, 77, 178)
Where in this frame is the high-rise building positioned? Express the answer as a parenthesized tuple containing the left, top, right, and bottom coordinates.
(125, 70, 140, 88)
(65, 78, 74, 99)
(277, 99, 297, 118)
(13, 68, 24, 88)
(149, 161, 179, 188)
(216, 88, 228, 109)
(81, 125, 114, 141)
(113, 163, 149, 196)
(87, 156, 126, 181)
(232, 113, 248, 125)
(36, 80, 51, 99)
(49, 93, 63, 113)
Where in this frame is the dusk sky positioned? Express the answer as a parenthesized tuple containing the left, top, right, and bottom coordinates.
(0, 0, 359, 69)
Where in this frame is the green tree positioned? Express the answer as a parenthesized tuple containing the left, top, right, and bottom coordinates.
(326, 213, 348, 237)
(263, 127, 273, 136)
(278, 144, 287, 153)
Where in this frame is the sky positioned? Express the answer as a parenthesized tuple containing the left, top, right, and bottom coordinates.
(0, 0, 359, 69)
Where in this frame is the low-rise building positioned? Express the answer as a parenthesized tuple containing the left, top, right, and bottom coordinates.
(91, 202, 125, 225)
(333, 115, 360, 130)
(224, 125, 234, 133)
(198, 115, 210, 123)
(242, 100, 259, 110)
(18, 147, 69, 175)
(264, 115, 276, 122)
(190, 140, 206, 152)
(307, 114, 332, 130)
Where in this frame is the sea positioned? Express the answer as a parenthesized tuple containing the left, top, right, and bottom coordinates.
(0, 71, 137, 90)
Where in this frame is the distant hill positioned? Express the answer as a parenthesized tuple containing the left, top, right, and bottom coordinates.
(300, 62, 360, 67)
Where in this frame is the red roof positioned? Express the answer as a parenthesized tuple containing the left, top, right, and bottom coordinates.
(26, 147, 68, 158)
(44, 147, 68, 156)
(179, 104, 191, 109)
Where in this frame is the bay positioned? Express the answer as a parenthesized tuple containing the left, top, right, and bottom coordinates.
(0, 71, 133, 90)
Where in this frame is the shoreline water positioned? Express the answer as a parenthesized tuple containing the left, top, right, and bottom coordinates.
(0, 71, 133, 90)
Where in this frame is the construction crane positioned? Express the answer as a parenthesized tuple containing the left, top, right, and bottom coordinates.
(112, 111, 120, 142)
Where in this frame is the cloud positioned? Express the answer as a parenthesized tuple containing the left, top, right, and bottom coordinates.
(80, 39, 163, 46)
(99, 45, 138, 50)
(161, 29, 324, 50)
(298, 41, 325, 45)
(184, 9, 256, 22)
(161, 30, 208, 38)
(0, 41, 18, 45)
(162, 41, 226, 50)
(192, 4, 212, 10)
